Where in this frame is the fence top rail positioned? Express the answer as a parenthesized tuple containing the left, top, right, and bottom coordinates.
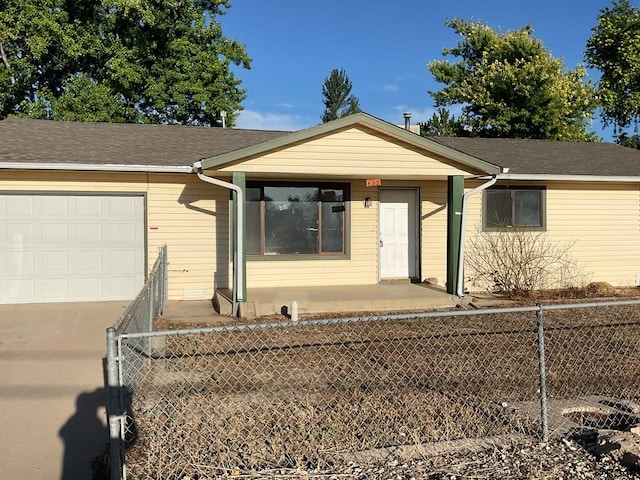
(537, 298, 640, 311)
(114, 244, 167, 334)
(118, 298, 640, 340)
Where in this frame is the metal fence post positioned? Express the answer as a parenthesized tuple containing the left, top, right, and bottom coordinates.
(161, 245, 168, 314)
(149, 275, 155, 332)
(536, 304, 549, 442)
(106, 327, 122, 480)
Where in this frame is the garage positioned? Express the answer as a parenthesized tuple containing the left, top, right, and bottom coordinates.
(0, 193, 145, 304)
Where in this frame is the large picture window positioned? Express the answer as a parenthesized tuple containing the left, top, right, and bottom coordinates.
(246, 182, 349, 256)
(483, 186, 545, 230)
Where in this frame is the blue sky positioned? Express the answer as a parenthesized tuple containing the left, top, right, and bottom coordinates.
(222, 0, 624, 139)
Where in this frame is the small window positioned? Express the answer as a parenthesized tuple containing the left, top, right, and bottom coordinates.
(483, 187, 545, 230)
(246, 182, 349, 257)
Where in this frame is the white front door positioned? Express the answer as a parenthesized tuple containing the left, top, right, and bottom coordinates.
(379, 189, 418, 279)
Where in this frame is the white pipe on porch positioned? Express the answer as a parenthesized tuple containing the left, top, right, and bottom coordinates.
(456, 176, 497, 298)
(193, 162, 244, 310)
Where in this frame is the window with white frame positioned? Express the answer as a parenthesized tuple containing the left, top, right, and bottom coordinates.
(483, 186, 546, 230)
(246, 182, 349, 256)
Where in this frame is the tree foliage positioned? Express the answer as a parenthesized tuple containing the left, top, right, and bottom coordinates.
(616, 132, 640, 149)
(585, 0, 640, 141)
(428, 19, 598, 141)
(419, 108, 465, 137)
(321, 68, 361, 123)
(0, 0, 250, 126)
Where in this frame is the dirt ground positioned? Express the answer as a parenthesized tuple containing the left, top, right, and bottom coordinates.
(114, 297, 640, 479)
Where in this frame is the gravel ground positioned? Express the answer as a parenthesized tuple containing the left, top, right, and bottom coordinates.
(339, 440, 640, 480)
(224, 438, 640, 480)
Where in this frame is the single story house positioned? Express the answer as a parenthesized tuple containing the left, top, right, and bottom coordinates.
(1, 113, 639, 311)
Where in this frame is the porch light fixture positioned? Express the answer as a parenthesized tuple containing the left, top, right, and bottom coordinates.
(364, 197, 372, 208)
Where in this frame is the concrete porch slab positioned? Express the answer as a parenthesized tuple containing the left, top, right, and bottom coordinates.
(162, 284, 461, 324)
(246, 283, 460, 317)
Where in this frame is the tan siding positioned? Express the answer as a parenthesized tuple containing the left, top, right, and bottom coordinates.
(420, 182, 449, 286)
(7, 167, 638, 302)
(0, 170, 149, 190)
(464, 181, 640, 289)
(463, 188, 484, 291)
(146, 174, 228, 299)
(0, 170, 227, 301)
(218, 127, 473, 178)
(0, 171, 452, 297)
(545, 183, 640, 286)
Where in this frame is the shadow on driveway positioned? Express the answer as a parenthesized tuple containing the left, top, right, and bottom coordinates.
(59, 388, 109, 480)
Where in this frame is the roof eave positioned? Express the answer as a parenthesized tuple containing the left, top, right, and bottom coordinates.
(497, 173, 640, 183)
(199, 112, 502, 175)
(0, 162, 194, 173)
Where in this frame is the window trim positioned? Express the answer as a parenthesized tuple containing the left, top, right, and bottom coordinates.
(482, 185, 546, 231)
(246, 181, 351, 260)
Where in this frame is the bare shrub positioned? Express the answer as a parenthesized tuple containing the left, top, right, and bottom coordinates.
(466, 227, 586, 296)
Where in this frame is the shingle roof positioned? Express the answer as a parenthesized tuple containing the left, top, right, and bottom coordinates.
(4, 117, 640, 178)
(428, 136, 640, 177)
(0, 117, 290, 168)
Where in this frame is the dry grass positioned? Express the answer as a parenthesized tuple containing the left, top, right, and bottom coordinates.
(121, 304, 640, 479)
(483, 283, 640, 302)
(127, 389, 532, 478)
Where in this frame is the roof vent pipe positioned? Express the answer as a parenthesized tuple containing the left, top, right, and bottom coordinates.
(403, 112, 411, 130)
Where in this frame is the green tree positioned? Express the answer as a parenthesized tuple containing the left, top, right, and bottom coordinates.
(321, 68, 361, 123)
(428, 19, 598, 141)
(419, 108, 465, 137)
(585, 0, 640, 145)
(0, 0, 250, 126)
(47, 76, 128, 123)
(616, 132, 640, 149)
(0, 1, 91, 119)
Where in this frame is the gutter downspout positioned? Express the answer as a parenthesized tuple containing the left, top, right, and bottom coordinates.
(456, 175, 498, 298)
(193, 162, 244, 315)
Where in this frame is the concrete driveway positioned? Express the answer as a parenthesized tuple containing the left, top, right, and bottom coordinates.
(0, 301, 128, 480)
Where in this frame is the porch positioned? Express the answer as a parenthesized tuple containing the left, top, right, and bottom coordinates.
(214, 282, 460, 318)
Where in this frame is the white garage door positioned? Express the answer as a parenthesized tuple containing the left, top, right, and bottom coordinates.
(0, 194, 145, 304)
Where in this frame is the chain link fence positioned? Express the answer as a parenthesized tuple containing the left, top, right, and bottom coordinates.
(107, 296, 640, 480)
(541, 303, 640, 437)
(114, 244, 167, 336)
(106, 245, 167, 479)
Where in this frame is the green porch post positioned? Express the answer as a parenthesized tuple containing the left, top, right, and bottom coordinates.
(232, 172, 247, 303)
(447, 176, 464, 295)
